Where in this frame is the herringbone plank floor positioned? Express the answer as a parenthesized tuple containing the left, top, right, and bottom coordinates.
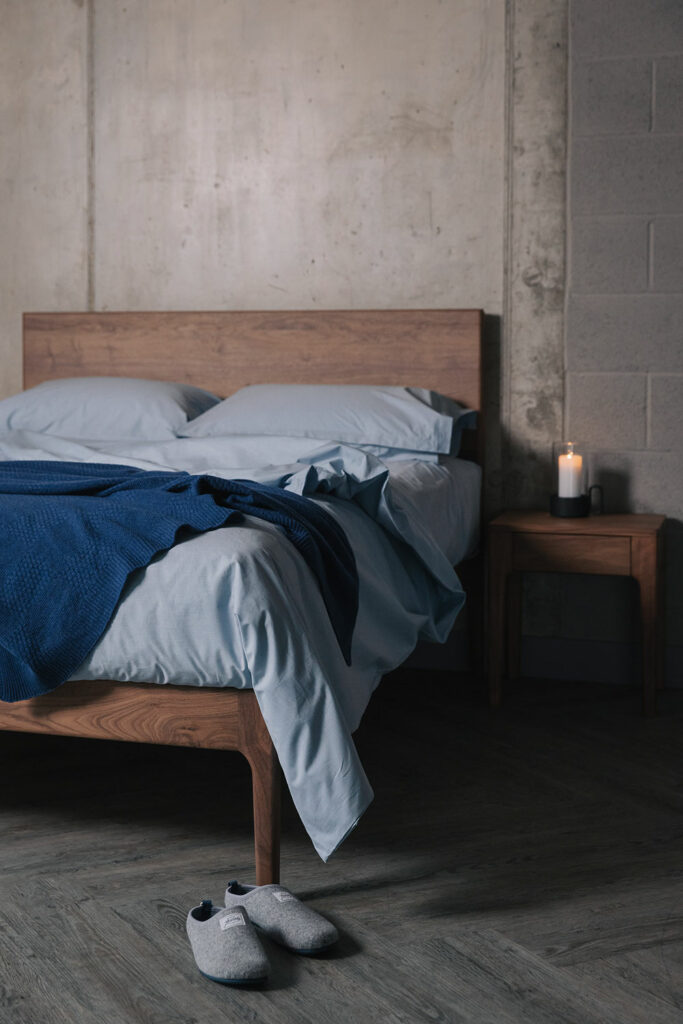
(1, 673, 682, 1023)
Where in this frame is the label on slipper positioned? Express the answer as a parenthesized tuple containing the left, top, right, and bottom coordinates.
(220, 912, 246, 930)
(273, 891, 297, 903)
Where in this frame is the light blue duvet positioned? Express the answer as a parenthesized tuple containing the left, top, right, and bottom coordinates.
(0, 430, 479, 859)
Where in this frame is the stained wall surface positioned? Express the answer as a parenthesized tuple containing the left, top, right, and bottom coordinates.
(0, 0, 88, 397)
(0, 0, 506, 399)
(93, 1, 505, 316)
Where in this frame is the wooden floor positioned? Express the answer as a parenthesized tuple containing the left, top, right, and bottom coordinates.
(1, 671, 683, 1024)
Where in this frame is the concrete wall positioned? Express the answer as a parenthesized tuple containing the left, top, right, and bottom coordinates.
(521, 0, 683, 686)
(503, 1, 567, 510)
(0, 0, 89, 398)
(0, 0, 506, 396)
(0, 0, 571, 511)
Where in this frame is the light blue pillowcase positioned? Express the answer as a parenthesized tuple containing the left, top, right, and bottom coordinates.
(180, 384, 476, 456)
(0, 377, 220, 441)
(359, 444, 440, 463)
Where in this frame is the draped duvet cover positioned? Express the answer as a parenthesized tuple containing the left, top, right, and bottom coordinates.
(0, 430, 477, 860)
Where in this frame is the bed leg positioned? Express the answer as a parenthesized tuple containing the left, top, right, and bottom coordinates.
(241, 694, 281, 885)
(249, 740, 281, 886)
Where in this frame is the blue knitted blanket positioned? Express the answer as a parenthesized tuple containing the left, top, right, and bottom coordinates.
(0, 461, 358, 702)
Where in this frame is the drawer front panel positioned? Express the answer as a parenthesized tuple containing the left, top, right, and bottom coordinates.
(512, 534, 631, 575)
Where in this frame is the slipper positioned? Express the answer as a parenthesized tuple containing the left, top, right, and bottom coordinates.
(225, 881, 339, 954)
(186, 899, 269, 984)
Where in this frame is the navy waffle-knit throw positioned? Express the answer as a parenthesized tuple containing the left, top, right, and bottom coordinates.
(0, 461, 358, 702)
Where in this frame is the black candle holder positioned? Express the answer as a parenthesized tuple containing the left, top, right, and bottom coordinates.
(550, 493, 590, 518)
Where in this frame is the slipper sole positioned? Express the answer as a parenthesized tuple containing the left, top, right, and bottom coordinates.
(199, 969, 267, 986)
(292, 943, 337, 955)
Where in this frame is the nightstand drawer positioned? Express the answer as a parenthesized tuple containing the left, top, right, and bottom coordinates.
(511, 533, 631, 575)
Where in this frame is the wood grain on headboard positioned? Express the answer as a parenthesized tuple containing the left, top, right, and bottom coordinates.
(23, 309, 483, 412)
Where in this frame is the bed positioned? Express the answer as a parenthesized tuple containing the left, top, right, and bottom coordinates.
(0, 308, 483, 884)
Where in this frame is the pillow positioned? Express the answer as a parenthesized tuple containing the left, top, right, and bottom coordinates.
(167, 434, 442, 468)
(180, 384, 476, 456)
(0, 377, 220, 441)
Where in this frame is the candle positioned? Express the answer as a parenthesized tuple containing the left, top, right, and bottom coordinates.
(558, 449, 583, 498)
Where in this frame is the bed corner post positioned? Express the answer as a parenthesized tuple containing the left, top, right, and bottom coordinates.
(239, 692, 281, 886)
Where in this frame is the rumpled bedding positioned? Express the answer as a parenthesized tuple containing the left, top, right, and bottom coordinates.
(0, 430, 477, 859)
(0, 461, 358, 700)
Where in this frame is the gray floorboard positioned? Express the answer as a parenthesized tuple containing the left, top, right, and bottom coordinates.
(1, 674, 682, 1023)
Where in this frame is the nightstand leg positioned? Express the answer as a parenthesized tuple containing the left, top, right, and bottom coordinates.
(507, 573, 523, 681)
(632, 534, 662, 717)
(488, 530, 512, 707)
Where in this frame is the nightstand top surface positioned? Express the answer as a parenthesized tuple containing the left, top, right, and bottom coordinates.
(490, 510, 665, 536)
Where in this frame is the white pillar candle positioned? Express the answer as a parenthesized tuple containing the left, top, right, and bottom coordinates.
(558, 451, 583, 497)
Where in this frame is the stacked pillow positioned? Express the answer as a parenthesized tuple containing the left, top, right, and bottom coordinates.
(180, 384, 476, 460)
(0, 379, 475, 461)
(0, 377, 220, 441)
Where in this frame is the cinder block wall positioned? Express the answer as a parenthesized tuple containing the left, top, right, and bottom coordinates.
(528, 0, 683, 685)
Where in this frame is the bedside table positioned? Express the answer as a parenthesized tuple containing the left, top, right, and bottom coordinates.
(487, 511, 665, 715)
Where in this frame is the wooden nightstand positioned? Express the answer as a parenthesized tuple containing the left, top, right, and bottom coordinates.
(487, 511, 665, 715)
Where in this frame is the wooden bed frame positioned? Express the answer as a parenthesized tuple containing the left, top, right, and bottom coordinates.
(0, 309, 483, 884)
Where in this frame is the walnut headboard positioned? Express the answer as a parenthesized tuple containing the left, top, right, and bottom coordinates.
(23, 309, 483, 459)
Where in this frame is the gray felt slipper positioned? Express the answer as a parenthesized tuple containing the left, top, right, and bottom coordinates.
(186, 899, 269, 984)
(225, 881, 339, 954)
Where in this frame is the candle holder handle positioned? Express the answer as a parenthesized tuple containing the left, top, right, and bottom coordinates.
(588, 484, 603, 515)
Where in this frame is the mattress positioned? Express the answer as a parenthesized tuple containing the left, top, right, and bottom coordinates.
(0, 430, 480, 859)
